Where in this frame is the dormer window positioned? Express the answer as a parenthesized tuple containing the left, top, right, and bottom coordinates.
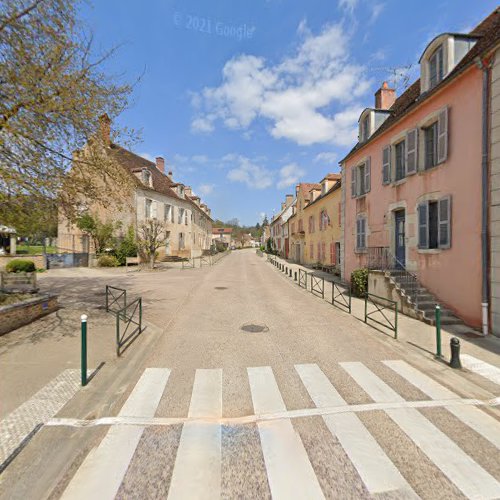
(429, 46, 444, 89)
(141, 169, 152, 187)
(178, 186, 184, 197)
(361, 116, 370, 142)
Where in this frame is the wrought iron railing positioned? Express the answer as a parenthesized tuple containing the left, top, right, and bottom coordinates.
(366, 247, 420, 309)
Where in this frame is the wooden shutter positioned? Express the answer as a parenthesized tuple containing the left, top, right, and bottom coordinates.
(152, 201, 158, 219)
(438, 196, 451, 249)
(351, 167, 357, 198)
(406, 129, 418, 174)
(356, 219, 360, 249)
(365, 157, 371, 193)
(382, 146, 391, 184)
(330, 242, 335, 264)
(437, 108, 448, 163)
(361, 218, 366, 248)
(338, 203, 341, 226)
(418, 202, 429, 249)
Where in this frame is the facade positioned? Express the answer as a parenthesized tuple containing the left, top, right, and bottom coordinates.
(58, 117, 213, 259)
(270, 195, 293, 256)
(301, 175, 342, 267)
(341, 10, 499, 331)
(212, 228, 233, 249)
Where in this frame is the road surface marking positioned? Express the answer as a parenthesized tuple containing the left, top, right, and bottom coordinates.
(248, 366, 325, 500)
(383, 360, 500, 449)
(0, 369, 84, 466)
(341, 362, 500, 500)
(461, 354, 500, 386)
(167, 369, 222, 500)
(61, 368, 170, 500)
(295, 363, 416, 496)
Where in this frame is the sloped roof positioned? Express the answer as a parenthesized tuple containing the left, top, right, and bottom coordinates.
(304, 179, 342, 210)
(213, 228, 233, 234)
(341, 8, 499, 163)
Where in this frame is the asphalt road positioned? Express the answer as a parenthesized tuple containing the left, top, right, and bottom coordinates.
(1, 249, 499, 499)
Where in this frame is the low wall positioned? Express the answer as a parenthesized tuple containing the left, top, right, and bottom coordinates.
(368, 270, 419, 320)
(0, 254, 46, 270)
(0, 294, 58, 335)
(0, 272, 37, 292)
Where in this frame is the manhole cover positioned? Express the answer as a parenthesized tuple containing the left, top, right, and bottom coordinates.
(214, 286, 228, 290)
(240, 323, 269, 333)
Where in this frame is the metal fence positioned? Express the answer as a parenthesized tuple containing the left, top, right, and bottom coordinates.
(332, 281, 352, 314)
(310, 274, 324, 299)
(298, 269, 308, 289)
(182, 258, 195, 269)
(115, 297, 143, 356)
(105, 285, 127, 315)
(364, 293, 398, 338)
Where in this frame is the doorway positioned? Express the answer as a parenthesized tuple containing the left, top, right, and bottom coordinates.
(394, 210, 406, 268)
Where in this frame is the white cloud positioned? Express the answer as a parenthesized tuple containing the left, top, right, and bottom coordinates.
(191, 20, 371, 146)
(369, 3, 385, 24)
(277, 163, 305, 189)
(192, 155, 209, 164)
(198, 183, 215, 196)
(227, 156, 273, 189)
(314, 152, 338, 164)
(338, 0, 359, 14)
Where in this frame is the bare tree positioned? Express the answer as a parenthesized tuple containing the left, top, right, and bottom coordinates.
(137, 219, 167, 269)
(0, 0, 139, 220)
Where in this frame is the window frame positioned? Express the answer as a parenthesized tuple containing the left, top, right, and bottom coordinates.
(429, 45, 444, 89)
(394, 140, 406, 181)
(418, 196, 451, 250)
(356, 216, 367, 251)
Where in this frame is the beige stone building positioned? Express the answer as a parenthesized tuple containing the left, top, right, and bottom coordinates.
(58, 117, 213, 259)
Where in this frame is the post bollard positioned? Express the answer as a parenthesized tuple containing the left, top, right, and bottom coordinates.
(435, 305, 442, 358)
(285, 266, 288, 273)
(289, 268, 292, 277)
(294, 271, 297, 281)
(450, 337, 462, 369)
(81, 314, 88, 386)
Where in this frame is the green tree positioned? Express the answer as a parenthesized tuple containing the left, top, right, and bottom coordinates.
(115, 225, 138, 265)
(76, 213, 117, 254)
(137, 219, 166, 269)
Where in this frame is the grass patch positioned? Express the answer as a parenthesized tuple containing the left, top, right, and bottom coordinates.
(16, 245, 57, 255)
(0, 292, 33, 306)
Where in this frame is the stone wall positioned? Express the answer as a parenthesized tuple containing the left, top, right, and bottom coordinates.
(0, 294, 58, 335)
(0, 255, 46, 270)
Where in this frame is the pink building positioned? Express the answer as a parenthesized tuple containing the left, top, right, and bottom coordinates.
(341, 10, 499, 331)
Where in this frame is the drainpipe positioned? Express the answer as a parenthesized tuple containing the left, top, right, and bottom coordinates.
(477, 56, 491, 336)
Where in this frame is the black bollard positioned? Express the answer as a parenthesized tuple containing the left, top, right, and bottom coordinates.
(285, 266, 287, 273)
(289, 269, 292, 277)
(294, 271, 297, 281)
(450, 337, 462, 369)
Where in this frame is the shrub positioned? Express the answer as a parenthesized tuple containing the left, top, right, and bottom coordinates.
(115, 226, 138, 265)
(351, 268, 368, 298)
(5, 259, 36, 273)
(97, 255, 120, 267)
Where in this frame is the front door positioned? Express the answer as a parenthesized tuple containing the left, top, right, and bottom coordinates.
(395, 210, 406, 268)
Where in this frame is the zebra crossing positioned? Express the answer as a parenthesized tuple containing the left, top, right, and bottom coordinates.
(55, 361, 500, 499)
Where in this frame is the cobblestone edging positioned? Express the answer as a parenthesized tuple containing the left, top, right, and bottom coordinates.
(0, 294, 58, 335)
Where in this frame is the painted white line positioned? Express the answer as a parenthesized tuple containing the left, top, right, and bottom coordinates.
(61, 368, 170, 500)
(341, 362, 500, 500)
(461, 354, 500, 386)
(248, 366, 325, 500)
(384, 360, 500, 449)
(167, 369, 222, 500)
(296, 364, 416, 496)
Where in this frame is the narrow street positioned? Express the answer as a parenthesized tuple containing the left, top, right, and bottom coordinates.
(1, 250, 500, 499)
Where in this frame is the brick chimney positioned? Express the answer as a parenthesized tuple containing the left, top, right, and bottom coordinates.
(99, 114, 111, 146)
(155, 156, 165, 173)
(375, 82, 396, 110)
(285, 194, 294, 206)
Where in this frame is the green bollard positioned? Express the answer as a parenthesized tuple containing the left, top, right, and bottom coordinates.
(81, 314, 88, 386)
(435, 305, 442, 358)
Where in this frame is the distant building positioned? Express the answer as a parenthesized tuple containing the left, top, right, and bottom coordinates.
(212, 227, 233, 249)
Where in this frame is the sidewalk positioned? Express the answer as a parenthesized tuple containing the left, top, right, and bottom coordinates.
(264, 254, 500, 391)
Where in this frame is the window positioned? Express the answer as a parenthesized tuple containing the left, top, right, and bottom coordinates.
(395, 140, 406, 181)
(184, 210, 188, 225)
(361, 115, 370, 141)
(330, 242, 336, 265)
(382, 146, 391, 184)
(429, 46, 444, 89)
(164, 204, 172, 222)
(145, 199, 152, 219)
(142, 169, 152, 187)
(179, 232, 185, 250)
(335, 242, 341, 266)
(424, 122, 438, 169)
(351, 159, 371, 198)
(291, 222, 295, 234)
(310, 243, 314, 259)
(418, 196, 451, 249)
(317, 242, 321, 262)
(308, 215, 315, 233)
(298, 219, 303, 232)
(356, 217, 366, 250)
(321, 242, 326, 262)
(178, 208, 184, 224)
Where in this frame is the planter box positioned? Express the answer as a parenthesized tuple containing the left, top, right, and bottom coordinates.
(0, 271, 38, 293)
(0, 294, 58, 335)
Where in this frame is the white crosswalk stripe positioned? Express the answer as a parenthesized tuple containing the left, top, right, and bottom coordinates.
(247, 366, 325, 499)
(460, 354, 500, 386)
(341, 361, 500, 500)
(55, 361, 500, 499)
(383, 359, 500, 449)
(295, 363, 417, 497)
(168, 369, 222, 500)
(60, 368, 171, 500)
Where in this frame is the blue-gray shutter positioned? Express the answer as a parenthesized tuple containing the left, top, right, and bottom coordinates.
(382, 146, 391, 184)
(356, 219, 360, 249)
(351, 167, 357, 198)
(418, 202, 429, 249)
(406, 129, 418, 174)
(437, 108, 448, 163)
(438, 196, 451, 249)
(365, 157, 371, 193)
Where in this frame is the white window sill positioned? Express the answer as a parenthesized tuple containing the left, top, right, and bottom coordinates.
(417, 248, 447, 254)
(355, 248, 367, 254)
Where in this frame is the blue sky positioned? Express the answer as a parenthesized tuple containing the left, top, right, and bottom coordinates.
(80, 0, 497, 225)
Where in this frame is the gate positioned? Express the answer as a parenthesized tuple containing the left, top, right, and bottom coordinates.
(310, 274, 324, 298)
(331, 281, 352, 313)
(46, 252, 89, 269)
(364, 293, 398, 338)
(105, 285, 127, 314)
(298, 269, 308, 289)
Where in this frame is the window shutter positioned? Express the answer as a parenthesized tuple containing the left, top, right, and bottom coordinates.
(382, 146, 391, 184)
(152, 201, 158, 219)
(438, 196, 451, 249)
(338, 203, 341, 226)
(317, 242, 321, 261)
(437, 108, 448, 163)
(330, 242, 335, 264)
(365, 157, 371, 193)
(356, 219, 360, 249)
(406, 129, 418, 174)
(361, 218, 366, 248)
(418, 202, 429, 249)
(351, 167, 357, 198)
